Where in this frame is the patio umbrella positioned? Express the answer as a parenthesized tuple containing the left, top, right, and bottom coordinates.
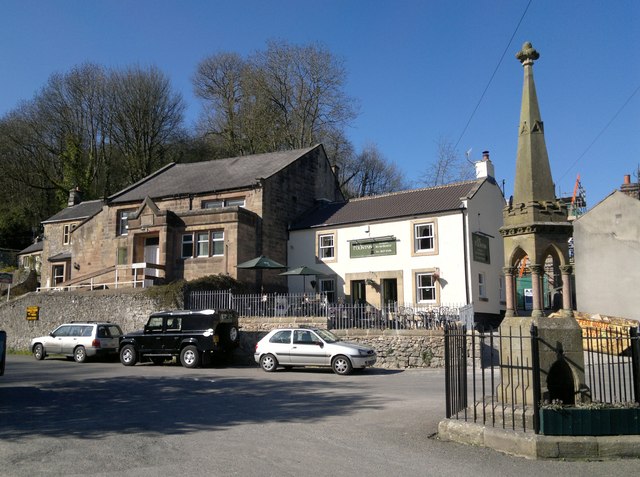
(280, 265, 326, 291)
(236, 255, 286, 269)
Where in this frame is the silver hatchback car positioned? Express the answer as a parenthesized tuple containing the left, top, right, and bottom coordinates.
(255, 327, 376, 375)
(31, 322, 123, 363)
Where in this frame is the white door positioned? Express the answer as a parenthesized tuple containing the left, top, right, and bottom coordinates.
(144, 237, 160, 287)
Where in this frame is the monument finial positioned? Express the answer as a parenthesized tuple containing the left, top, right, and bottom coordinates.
(516, 41, 539, 66)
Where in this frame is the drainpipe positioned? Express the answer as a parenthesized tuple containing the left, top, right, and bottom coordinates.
(461, 206, 470, 305)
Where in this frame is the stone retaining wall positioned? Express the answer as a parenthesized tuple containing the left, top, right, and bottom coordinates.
(0, 289, 161, 351)
(0, 290, 447, 369)
(237, 318, 446, 368)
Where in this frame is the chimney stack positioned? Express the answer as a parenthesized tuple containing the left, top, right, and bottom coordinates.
(620, 174, 639, 200)
(68, 187, 82, 207)
(475, 150, 495, 179)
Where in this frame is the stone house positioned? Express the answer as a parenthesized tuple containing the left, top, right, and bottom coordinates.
(39, 145, 343, 291)
(16, 241, 44, 276)
(573, 175, 640, 321)
(286, 152, 506, 324)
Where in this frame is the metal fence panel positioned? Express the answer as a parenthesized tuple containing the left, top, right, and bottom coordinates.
(185, 290, 470, 330)
(443, 322, 640, 435)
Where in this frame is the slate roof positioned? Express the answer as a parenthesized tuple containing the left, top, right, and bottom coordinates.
(18, 241, 43, 255)
(109, 145, 320, 203)
(48, 252, 71, 262)
(42, 200, 105, 224)
(291, 179, 486, 230)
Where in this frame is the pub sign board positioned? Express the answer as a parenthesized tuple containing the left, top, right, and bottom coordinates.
(350, 237, 397, 258)
(472, 233, 490, 264)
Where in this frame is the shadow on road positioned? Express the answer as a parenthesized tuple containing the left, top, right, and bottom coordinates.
(0, 371, 386, 440)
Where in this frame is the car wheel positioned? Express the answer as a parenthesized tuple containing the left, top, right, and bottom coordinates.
(74, 346, 87, 363)
(332, 355, 353, 375)
(33, 343, 45, 360)
(150, 357, 165, 365)
(218, 325, 239, 350)
(180, 345, 200, 368)
(260, 354, 278, 372)
(120, 344, 137, 366)
(228, 326, 239, 343)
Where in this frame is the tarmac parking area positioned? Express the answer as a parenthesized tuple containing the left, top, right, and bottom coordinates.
(0, 355, 638, 476)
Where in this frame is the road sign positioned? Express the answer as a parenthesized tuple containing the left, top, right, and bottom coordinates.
(0, 272, 12, 284)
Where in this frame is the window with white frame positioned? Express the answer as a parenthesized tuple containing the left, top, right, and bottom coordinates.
(225, 198, 245, 207)
(212, 231, 224, 256)
(202, 197, 245, 209)
(182, 231, 225, 258)
(414, 223, 435, 252)
(318, 233, 335, 259)
(196, 232, 209, 257)
(63, 224, 71, 245)
(52, 264, 65, 285)
(202, 199, 223, 209)
(416, 272, 436, 302)
(478, 272, 487, 299)
(182, 234, 194, 258)
(117, 209, 135, 236)
(319, 278, 336, 303)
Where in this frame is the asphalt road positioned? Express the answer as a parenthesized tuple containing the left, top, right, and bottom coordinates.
(0, 355, 637, 476)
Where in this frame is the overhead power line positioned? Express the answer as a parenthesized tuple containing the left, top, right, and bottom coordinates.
(558, 84, 640, 183)
(454, 0, 534, 151)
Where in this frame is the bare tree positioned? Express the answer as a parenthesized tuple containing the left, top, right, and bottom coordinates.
(341, 143, 405, 198)
(0, 64, 112, 206)
(109, 65, 186, 182)
(193, 40, 357, 156)
(0, 63, 186, 214)
(422, 137, 475, 187)
(193, 52, 247, 155)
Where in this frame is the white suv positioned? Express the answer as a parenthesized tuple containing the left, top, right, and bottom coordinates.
(31, 322, 123, 363)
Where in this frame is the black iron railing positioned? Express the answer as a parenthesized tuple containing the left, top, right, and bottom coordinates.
(185, 289, 469, 330)
(444, 321, 640, 434)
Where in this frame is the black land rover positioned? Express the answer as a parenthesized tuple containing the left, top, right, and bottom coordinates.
(119, 309, 240, 368)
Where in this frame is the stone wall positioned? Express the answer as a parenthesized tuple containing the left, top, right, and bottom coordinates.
(0, 290, 447, 369)
(0, 289, 161, 352)
(238, 317, 446, 369)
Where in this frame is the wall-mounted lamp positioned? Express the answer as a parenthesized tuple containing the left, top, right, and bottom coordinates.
(73, 262, 80, 271)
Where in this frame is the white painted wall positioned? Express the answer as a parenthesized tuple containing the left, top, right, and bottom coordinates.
(287, 180, 506, 317)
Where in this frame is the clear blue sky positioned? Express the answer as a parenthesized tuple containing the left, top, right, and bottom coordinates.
(1, 0, 638, 206)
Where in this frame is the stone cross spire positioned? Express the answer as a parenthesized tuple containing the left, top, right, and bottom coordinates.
(513, 42, 556, 204)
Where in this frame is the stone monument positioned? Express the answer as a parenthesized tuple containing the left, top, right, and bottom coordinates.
(498, 42, 587, 406)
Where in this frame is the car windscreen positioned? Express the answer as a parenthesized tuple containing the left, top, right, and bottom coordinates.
(53, 326, 71, 337)
(314, 329, 339, 343)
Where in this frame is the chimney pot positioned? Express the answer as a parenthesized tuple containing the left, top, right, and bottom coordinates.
(482, 150, 490, 161)
(624, 174, 631, 185)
